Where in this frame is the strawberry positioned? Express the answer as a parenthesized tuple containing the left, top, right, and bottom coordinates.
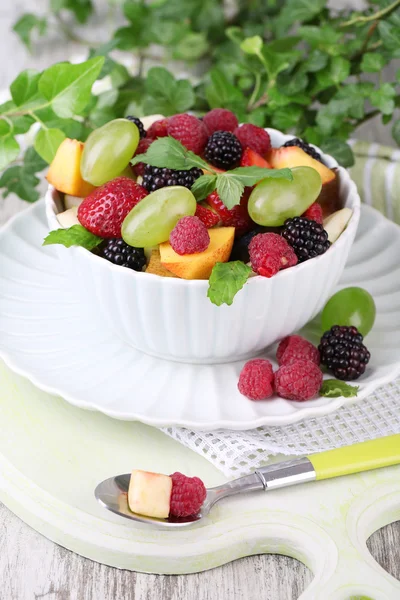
(206, 189, 254, 236)
(302, 202, 323, 225)
(78, 177, 148, 238)
(195, 203, 220, 228)
(241, 147, 272, 169)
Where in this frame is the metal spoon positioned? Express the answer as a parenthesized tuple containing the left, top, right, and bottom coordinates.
(95, 435, 400, 528)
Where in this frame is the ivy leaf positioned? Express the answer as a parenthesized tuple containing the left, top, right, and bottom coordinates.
(34, 128, 66, 163)
(53, 0, 93, 24)
(38, 57, 105, 118)
(330, 57, 350, 85)
(172, 32, 209, 61)
(370, 83, 396, 116)
(23, 146, 47, 173)
(10, 69, 41, 106)
(319, 139, 354, 168)
(208, 261, 252, 306)
(10, 115, 35, 135)
(378, 21, 400, 52)
(0, 147, 47, 203)
(143, 67, 195, 115)
(205, 68, 246, 112)
(216, 175, 244, 209)
(301, 49, 328, 73)
(43, 225, 102, 250)
(319, 379, 359, 398)
(13, 13, 47, 51)
(271, 106, 303, 130)
(275, 0, 325, 36)
(361, 53, 386, 73)
(191, 175, 217, 201)
(392, 120, 400, 146)
(240, 35, 263, 55)
(0, 136, 19, 171)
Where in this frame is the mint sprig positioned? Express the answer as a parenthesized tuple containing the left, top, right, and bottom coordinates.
(131, 137, 293, 209)
(43, 225, 103, 250)
(208, 261, 252, 306)
(319, 379, 359, 398)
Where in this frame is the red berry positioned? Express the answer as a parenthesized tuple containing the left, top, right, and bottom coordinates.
(249, 233, 297, 277)
(302, 202, 323, 225)
(206, 190, 254, 236)
(170, 216, 210, 255)
(277, 335, 320, 367)
(132, 137, 153, 177)
(203, 108, 239, 135)
(195, 203, 220, 228)
(238, 359, 274, 400)
(169, 472, 207, 517)
(240, 147, 272, 169)
(275, 359, 323, 401)
(167, 114, 208, 155)
(234, 124, 271, 156)
(77, 177, 148, 238)
(146, 118, 169, 139)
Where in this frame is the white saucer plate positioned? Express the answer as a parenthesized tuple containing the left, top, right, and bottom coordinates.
(1, 201, 400, 430)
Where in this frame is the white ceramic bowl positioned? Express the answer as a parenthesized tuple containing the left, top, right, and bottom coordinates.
(45, 128, 360, 364)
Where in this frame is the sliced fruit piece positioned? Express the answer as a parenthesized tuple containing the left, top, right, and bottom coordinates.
(146, 248, 177, 277)
(240, 147, 271, 168)
(160, 227, 235, 280)
(141, 114, 166, 130)
(195, 203, 220, 228)
(64, 194, 84, 210)
(267, 146, 340, 216)
(128, 469, 172, 519)
(47, 139, 95, 197)
(206, 190, 253, 236)
(57, 206, 79, 228)
(323, 207, 353, 243)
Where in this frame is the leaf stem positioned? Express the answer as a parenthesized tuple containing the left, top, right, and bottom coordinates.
(54, 13, 101, 47)
(341, 0, 400, 27)
(247, 72, 261, 111)
(29, 111, 48, 130)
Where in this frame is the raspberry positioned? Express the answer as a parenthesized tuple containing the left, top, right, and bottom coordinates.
(249, 233, 298, 277)
(195, 203, 220, 228)
(204, 131, 243, 170)
(169, 472, 207, 517)
(234, 124, 271, 156)
(146, 118, 169, 139)
(277, 335, 320, 367)
(169, 216, 210, 255)
(206, 190, 253, 236)
(132, 137, 153, 177)
(238, 359, 274, 400)
(275, 359, 323, 401)
(167, 114, 208, 154)
(78, 177, 148, 238)
(302, 202, 323, 225)
(203, 108, 239, 134)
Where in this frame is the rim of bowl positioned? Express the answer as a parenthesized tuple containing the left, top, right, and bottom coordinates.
(45, 128, 361, 289)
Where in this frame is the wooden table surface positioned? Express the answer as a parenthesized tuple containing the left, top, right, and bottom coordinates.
(1, 1, 399, 598)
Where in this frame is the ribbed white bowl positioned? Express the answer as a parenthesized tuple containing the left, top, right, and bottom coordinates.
(45, 129, 360, 364)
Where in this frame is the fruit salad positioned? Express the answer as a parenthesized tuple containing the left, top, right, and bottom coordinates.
(44, 108, 353, 306)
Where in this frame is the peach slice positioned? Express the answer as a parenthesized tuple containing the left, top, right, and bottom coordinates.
(159, 227, 235, 280)
(47, 138, 95, 198)
(128, 469, 172, 519)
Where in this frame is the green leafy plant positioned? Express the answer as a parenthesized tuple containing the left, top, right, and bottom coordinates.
(4, 0, 400, 203)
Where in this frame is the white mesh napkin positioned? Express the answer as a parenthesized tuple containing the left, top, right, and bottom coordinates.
(163, 379, 400, 476)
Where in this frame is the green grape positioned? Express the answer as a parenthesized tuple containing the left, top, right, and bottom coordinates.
(248, 166, 322, 226)
(321, 287, 376, 337)
(122, 186, 197, 247)
(81, 119, 139, 186)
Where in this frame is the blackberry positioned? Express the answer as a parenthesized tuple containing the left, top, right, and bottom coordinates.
(319, 325, 370, 380)
(142, 165, 203, 193)
(283, 138, 323, 163)
(126, 115, 146, 139)
(282, 216, 330, 263)
(99, 239, 146, 272)
(204, 130, 242, 170)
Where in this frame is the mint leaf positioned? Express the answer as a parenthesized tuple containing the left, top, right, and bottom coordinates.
(10, 69, 41, 106)
(131, 136, 210, 171)
(208, 262, 252, 306)
(227, 166, 293, 186)
(38, 57, 105, 118)
(216, 175, 244, 210)
(43, 226, 102, 250)
(319, 139, 354, 168)
(13, 13, 47, 51)
(191, 175, 217, 201)
(319, 380, 359, 398)
(34, 128, 66, 163)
